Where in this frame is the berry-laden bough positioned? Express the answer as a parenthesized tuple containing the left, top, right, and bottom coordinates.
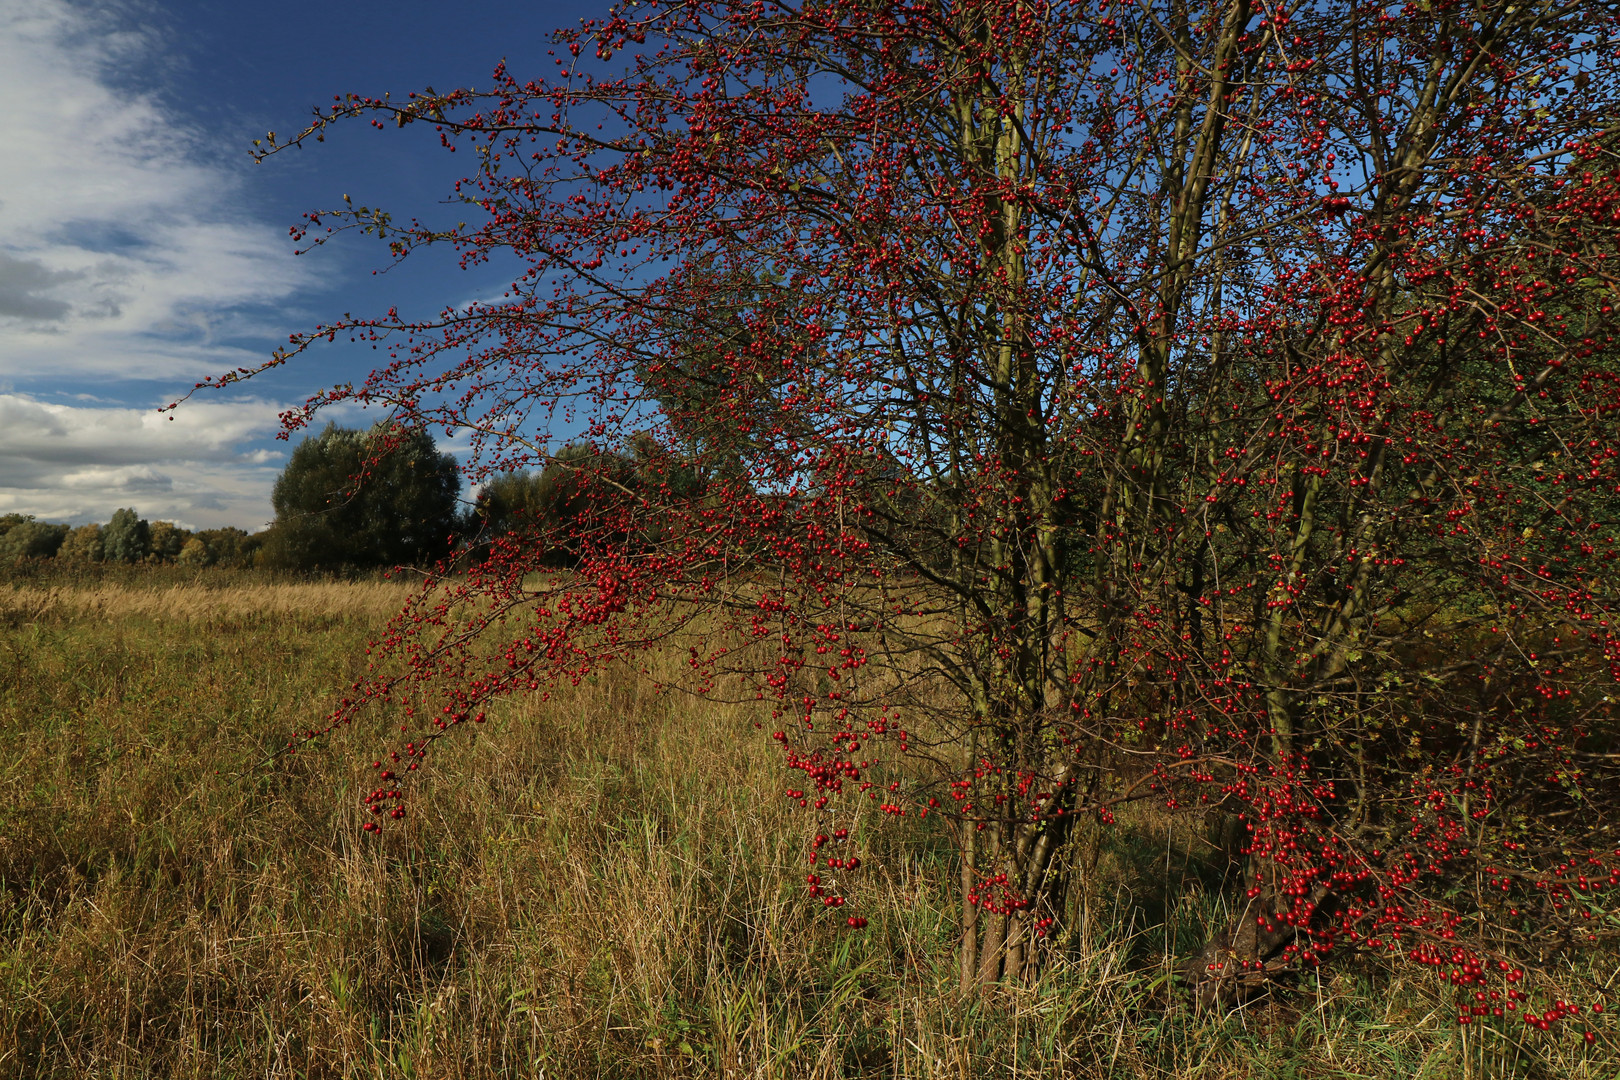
(226, 0, 1620, 1040)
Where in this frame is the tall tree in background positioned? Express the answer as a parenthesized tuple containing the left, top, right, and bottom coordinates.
(267, 423, 460, 571)
(470, 443, 640, 566)
(102, 509, 150, 564)
(241, 0, 1620, 1024)
(637, 261, 810, 482)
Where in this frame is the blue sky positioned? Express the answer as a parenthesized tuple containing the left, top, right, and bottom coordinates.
(0, 0, 602, 530)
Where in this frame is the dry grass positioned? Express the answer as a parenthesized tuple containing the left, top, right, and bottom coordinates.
(0, 573, 1614, 1078)
(0, 579, 414, 624)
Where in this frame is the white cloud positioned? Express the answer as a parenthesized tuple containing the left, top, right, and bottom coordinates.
(0, 394, 289, 528)
(57, 464, 174, 492)
(0, 0, 313, 380)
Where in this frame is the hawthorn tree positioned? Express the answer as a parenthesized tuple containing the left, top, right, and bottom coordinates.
(238, 0, 1620, 1029)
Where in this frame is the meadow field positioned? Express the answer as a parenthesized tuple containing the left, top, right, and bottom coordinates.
(0, 571, 1613, 1079)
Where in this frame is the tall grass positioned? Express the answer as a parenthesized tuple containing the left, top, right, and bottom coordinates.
(0, 575, 1612, 1078)
(0, 578, 414, 624)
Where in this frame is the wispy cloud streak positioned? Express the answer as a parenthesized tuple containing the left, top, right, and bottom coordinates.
(0, 0, 313, 382)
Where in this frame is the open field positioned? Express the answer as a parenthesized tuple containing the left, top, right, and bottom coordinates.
(0, 574, 1614, 1079)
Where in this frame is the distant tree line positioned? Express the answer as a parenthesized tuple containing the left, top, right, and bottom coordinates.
(267, 422, 711, 572)
(0, 421, 696, 575)
(0, 510, 260, 569)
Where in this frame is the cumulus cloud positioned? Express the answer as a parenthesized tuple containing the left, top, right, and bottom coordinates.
(0, 0, 313, 379)
(0, 394, 289, 529)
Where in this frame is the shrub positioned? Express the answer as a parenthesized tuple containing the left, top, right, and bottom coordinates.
(147, 521, 191, 563)
(176, 537, 210, 567)
(193, 527, 253, 568)
(58, 523, 104, 564)
(0, 520, 69, 561)
(233, 0, 1620, 1033)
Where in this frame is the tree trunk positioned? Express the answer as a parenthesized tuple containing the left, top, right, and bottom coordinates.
(1183, 859, 1303, 1008)
(958, 798, 1079, 992)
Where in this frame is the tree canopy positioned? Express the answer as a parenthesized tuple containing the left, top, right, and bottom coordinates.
(102, 509, 150, 564)
(266, 423, 460, 571)
(0, 517, 68, 561)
